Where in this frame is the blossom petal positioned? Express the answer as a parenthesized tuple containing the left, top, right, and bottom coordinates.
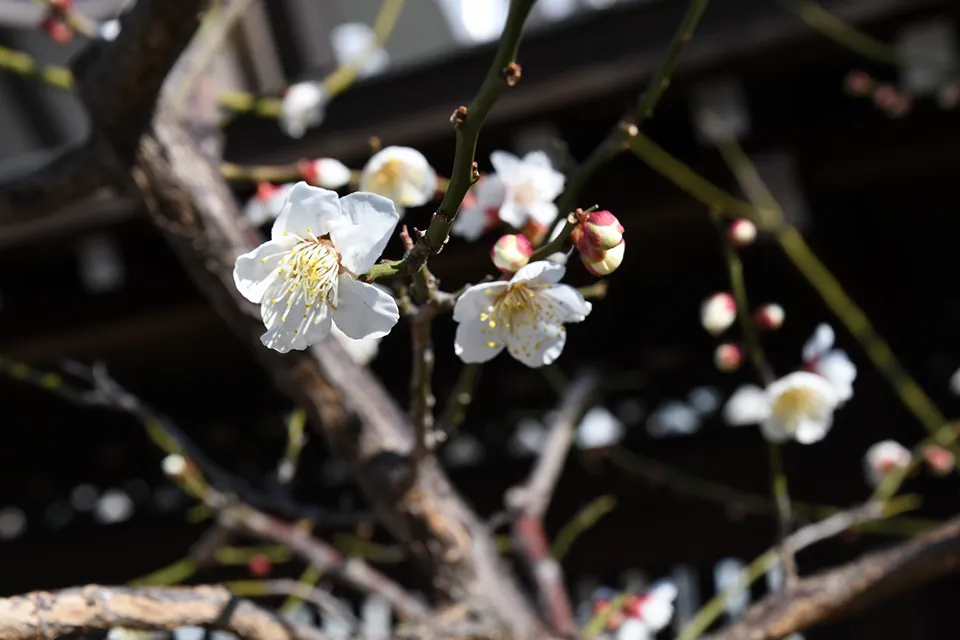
(453, 282, 507, 323)
(540, 283, 592, 323)
(815, 350, 857, 404)
(504, 318, 567, 368)
(233, 238, 296, 304)
(330, 192, 400, 275)
(526, 200, 559, 227)
(793, 416, 833, 444)
(497, 200, 526, 228)
(512, 260, 566, 285)
(272, 183, 343, 241)
(802, 323, 836, 363)
(330, 324, 380, 365)
(259, 282, 315, 353)
(522, 150, 554, 170)
(575, 407, 624, 449)
(451, 205, 489, 241)
(723, 385, 771, 425)
(490, 150, 522, 181)
(331, 276, 399, 339)
(454, 318, 505, 363)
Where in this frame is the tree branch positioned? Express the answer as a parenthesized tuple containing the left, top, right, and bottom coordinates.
(504, 370, 598, 636)
(706, 514, 960, 640)
(0, 584, 330, 640)
(135, 109, 548, 639)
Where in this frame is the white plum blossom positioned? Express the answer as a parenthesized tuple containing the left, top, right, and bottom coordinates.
(99, 19, 120, 41)
(451, 175, 507, 241)
(300, 158, 352, 189)
(723, 373, 840, 444)
(243, 182, 296, 226)
(330, 323, 381, 366)
(359, 146, 437, 215)
(330, 22, 390, 79)
(864, 440, 912, 487)
(280, 81, 328, 139)
(723, 384, 770, 426)
(453, 261, 591, 368)
(489, 150, 565, 229)
(233, 183, 400, 354)
(576, 406, 625, 450)
(802, 323, 857, 403)
(762, 371, 840, 444)
(616, 581, 678, 640)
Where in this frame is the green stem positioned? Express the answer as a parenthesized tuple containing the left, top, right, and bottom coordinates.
(553, 0, 711, 220)
(768, 442, 797, 581)
(367, 0, 537, 282)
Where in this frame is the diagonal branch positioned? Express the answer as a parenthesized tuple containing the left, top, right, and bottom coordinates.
(0, 584, 330, 640)
(505, 370, 598, 636)
(705, 514, 960, 640)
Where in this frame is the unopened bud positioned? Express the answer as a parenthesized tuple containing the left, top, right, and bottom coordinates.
(923, 444, 955, 476)
(491, 234, 533, 273)
(578, 210, 624, 251)
(248, 554, 273, 577)
(844, 70, 874, 96)
(161, 454, 187, 478)
(298, 158, 351, 189)
(700, 293, 736, 336)
(580, 239, 625, 276)
(727, 219, 757, 247)
(42, 17, 73, 44)
(754, 304, 785, 331)
(714, 343, 743, 372)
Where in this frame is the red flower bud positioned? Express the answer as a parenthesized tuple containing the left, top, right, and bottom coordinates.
(727, 219, 757, 247)
(580, 239, 625, 276)
(714, 343, 743, 373)
(579, 210, 624, 250)
(248, 554, 272, 577)
(754, 304, 785, 331)
(491, 234, 533, 273)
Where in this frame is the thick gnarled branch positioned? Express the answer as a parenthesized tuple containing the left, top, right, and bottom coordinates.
(0, 585, 329, 640)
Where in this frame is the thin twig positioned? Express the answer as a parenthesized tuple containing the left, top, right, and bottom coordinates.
(505, 370, 598, 636)
(678, 496, 921, 640)
(410, 310, 436, 460)
(224, 579, 358, 629)
(366, 0, 537, 282)
(216, 498, 432, 622)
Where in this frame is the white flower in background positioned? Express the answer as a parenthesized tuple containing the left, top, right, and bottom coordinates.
(723, 384, 770, 426)
(949, 367, 960, 396)
(359, 146, 437, 215)
(451, 175, 507, 241)
(647, 400, 701, 437)
(724, 373, 840, 444)
(626, 581, 677, 632)
(510, 417, 548, 456)
(233, 183, 400, 354)
(300, 158, 352, 189)
(243, 182, 296, 226)
(576, 406, 625, 450)
(330, 323, 380, 366)
(490, 150, 565, 228)
(280, 81, 328, 139)
(616, 618, 651, 640)
(330, 22, 390, 79)
(453, 261, 590, 368)
(762, 371, 839, 444)
(864, 440, 912, 487)
(99, 19, 120, 41)
(802, 323, 857, 403)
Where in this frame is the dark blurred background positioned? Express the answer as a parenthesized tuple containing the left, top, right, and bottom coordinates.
(0, 0, 958, 637)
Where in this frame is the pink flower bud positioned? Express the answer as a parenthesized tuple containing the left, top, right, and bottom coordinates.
(42, 16, 72, 44)
(700, 293, 736, 336)
(923, 444, 955, 476)
(580, 210, 624, 251)
(714, 343, 743, 372)
(754, 303, 784, 331)
(491, 234, 533, 273)
(938, 83, 960, 110)
(580, 239, 625, 276)
(727, 219, 757, 247)
(844, 70, 874, 96)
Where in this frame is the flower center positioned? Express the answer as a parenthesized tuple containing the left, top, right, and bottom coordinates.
(491, 283, 538, 334)
(514, 183, 536, 207)
(770, 386, 827, 433)
(273, 236, 341, 321)
(371, 158, 403, 191)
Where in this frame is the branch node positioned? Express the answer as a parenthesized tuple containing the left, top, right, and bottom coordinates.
(449, 105, 469, 127)
(502, 61, 523, 86)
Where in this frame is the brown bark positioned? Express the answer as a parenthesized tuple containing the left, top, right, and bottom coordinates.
(0, 585, 328, 640)
(707, 514, 960, 640)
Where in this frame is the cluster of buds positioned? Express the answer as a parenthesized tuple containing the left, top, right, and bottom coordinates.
(571, 209, 625, 276)
(40, 0, 74, 45)
(700, 292, 784, 372)
(491, 234, 533, 273)
(843, 70, 914, 119)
